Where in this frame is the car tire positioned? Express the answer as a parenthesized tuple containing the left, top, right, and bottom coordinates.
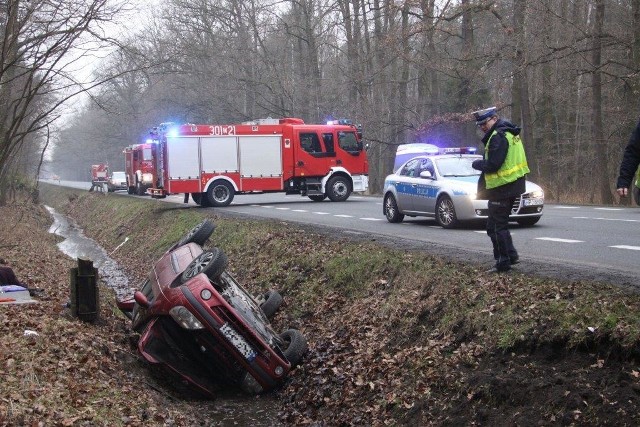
(135, 179, 145, 196)
(207, 180, 234, 207)
(435, 195, 458, 229)
(326, 176, 351, 202)
(257, 290, 283, 319)
(172, 219, 216, 250)
(180, 247, 228, 283)
(384, 193, 404, 223)
(308, 195, 326, 202)
(279, 329, 307, 367)
(516, 217, 540, 227)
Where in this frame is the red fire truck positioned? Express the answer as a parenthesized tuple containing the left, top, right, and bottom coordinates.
(123, 143, 155, 195)
(146, 118, 369, 207)
(89, 163, 109, 192)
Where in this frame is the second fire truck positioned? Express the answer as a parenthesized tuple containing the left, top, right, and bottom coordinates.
(124, 143, 155, 195)
(145, 117, 369, 207)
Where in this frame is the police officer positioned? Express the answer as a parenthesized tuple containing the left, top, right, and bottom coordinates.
(471, 107, 530, 273)
(615, 118, 640, 199)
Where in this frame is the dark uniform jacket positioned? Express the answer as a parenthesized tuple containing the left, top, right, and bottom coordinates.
(616, 118, 640, 189)
(473, 119, 526, 201)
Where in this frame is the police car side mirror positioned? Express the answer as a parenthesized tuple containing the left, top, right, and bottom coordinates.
(420, 171, 434, 179)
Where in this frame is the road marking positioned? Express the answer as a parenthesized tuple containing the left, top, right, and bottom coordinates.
(573, 216, 640, 223)
(260, 205, 274, 209)
(334, 214, 353, 218)
(313, 212, 330, 215)
(610, 245, 640, 251)
(292, 209, 308, 213)
(594, 207, 623, 211)
(360, 217, 384, 221)
(536, 237, 583, 243)
(554, 206, 580, 209)
(275, 207, 290, 210)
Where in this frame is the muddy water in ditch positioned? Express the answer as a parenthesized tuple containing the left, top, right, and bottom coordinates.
(45, 206, 281, 425)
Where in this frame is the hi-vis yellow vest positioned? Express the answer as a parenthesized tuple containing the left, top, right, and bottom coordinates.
(484, 131, 530, 189)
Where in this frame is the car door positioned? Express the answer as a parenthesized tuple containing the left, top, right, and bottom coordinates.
(412, 158, 439, 215)
(394, 158, 422, 212)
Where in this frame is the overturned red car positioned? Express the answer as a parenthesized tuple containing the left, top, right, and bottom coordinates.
(117, 220, 307, 396)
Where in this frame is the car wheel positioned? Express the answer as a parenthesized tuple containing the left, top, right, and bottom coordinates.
(436, 195, 458, 229)
(172, 219, 216, 250)
(633, 186, 640, 207)
(516, 217, 540, 227)
(308, 195, 326, 202)
(207, 180, 234, 207)
(279, 329, 307, 367)
(256, 290, 283, 319)
(326, 176, 351, 202)
(384, 193, 404, 223)
(180, 247, 228, 283)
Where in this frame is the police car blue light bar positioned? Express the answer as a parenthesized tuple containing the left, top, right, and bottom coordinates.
(441, 147, 476, 154)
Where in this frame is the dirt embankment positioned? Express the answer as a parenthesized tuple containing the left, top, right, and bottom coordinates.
(2, 186, 640, 426)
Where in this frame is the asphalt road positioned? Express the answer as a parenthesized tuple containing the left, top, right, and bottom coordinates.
(46, 179, 640, 290)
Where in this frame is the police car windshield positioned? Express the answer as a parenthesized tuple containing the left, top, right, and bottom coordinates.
(436, 157, 480, 177)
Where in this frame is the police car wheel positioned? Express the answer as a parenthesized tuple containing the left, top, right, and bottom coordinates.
(436, 195, 458, 229)
(384, 194, 404, 223)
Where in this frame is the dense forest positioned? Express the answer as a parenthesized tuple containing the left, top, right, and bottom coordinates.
(2, 0, 640, 204)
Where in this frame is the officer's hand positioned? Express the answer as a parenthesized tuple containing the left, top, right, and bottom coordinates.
(471, 159, 483, 170)
(616, 187, 628, 197)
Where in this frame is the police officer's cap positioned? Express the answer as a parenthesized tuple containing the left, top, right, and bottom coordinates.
(472, 107, 497, 125)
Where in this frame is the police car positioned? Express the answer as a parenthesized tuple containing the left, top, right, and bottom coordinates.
(382, 144, 544, 228)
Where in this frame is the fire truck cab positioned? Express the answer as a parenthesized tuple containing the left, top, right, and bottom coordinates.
(124, 143, 155, 195)
(147, 118, 369, 207)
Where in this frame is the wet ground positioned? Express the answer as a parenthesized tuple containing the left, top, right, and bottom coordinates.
(44, 205, 281, 425)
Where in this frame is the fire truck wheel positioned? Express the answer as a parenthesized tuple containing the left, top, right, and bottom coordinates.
(191, 193, 202, 205)
(135, 181, 145, 196)
(207, 181, 234, 207)
(173, 219, 216, 249)
(180, 247, 228, 283)
(127, 186, 135, 195)
(256, 290, 283, 319)
(279, 329, 307, 367)
(308, 195, 326, 202)
(326, 176, 351, 202)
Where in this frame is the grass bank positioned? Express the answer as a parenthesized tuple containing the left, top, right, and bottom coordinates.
(34, 184, 640, 425)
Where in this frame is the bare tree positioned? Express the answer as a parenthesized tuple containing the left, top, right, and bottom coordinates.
(0, 0, 124, 204)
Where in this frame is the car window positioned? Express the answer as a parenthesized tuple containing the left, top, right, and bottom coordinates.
(419, 159, 435, 177)
(322, 133, 335, 153)
(337, 131, 359, 151)
(399, 158, 422, 177)
(300, 133, 323, 153)
(436, 157, 481, 177)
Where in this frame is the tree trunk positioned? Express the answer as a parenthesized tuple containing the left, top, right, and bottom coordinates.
(591, 0, 611, 204)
